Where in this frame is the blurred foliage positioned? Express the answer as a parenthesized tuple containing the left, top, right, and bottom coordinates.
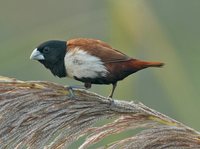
(0, 0, 200, 146)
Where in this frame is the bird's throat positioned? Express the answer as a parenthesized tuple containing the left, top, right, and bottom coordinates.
(40, 60, 67, 78)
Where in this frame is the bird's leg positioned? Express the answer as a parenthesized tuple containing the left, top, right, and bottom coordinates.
(108, 82, 117, 98)
(65, 83, 91, 98)
(64, 86, 76, 98)
(107, 82, 117, 106)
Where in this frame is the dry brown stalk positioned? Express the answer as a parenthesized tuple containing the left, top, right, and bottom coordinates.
(0, 76, 199, 149)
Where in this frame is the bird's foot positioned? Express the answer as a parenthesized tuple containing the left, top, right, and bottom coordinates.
(107, 96, 115, 107)
(64, 86, 75, 98)
(64, 85, 87, 98)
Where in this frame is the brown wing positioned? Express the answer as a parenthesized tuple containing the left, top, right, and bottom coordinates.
(67, 38, 131, 63)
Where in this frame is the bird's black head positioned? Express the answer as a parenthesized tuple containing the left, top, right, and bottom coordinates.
(30, 40, 67, 77)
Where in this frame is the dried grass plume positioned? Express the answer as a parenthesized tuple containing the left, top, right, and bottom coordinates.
(0, 76, 200, 149)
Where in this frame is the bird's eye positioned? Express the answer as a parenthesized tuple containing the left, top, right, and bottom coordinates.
(43, 47, 50, 53)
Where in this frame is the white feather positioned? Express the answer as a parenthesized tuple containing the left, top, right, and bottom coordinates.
(64, 47, 108, 79)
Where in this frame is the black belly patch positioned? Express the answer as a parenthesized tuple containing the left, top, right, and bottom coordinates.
(74, 76, 112, 85)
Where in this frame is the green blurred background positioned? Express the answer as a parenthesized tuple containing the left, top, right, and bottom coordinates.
(1, 0, 200, 147)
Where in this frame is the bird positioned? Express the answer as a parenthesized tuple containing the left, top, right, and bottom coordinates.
(30, 38, 164, 98)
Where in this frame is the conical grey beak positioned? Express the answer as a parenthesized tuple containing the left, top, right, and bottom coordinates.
(30, 48, 45, 60)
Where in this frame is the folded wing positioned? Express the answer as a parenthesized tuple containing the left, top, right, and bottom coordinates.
(67, 38, 131, 63)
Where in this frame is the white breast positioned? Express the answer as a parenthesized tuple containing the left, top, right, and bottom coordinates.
(64, 47, 108, 79)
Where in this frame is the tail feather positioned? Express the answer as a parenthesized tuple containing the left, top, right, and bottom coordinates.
(131, 59, 164, 70)
(145, 61, 164, 67)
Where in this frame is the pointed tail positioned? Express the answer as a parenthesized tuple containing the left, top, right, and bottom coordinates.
(130, 59, 164, 71)
(143, 61, 164, 67)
